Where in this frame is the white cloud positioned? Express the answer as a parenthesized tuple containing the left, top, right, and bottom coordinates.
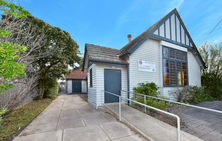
(213, 40, 218, 44)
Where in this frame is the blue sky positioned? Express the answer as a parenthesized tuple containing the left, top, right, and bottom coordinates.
(20, 0, 222, 57)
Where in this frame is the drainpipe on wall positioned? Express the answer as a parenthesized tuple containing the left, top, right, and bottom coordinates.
(127, 64, 130, 105)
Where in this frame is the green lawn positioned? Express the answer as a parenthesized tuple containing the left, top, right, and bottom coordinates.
(0, 99, 53, 141)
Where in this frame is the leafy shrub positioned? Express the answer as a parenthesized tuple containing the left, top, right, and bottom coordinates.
(132, 82, 170, 110)
(169, 86, 213, 104)
(188, 86, 213, 103)
(44, 79, 59, 99)
(0, 108, 7, 129)
(133, 82, 159, 97)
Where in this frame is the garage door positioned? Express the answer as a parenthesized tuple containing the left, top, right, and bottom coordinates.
(104, 69, 121, 103)
(72, 80, 81, 93)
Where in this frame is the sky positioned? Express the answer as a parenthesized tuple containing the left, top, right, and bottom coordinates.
(20, 0, 222, 57)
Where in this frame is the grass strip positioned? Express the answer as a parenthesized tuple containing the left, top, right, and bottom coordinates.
(0, 99, 53, 141)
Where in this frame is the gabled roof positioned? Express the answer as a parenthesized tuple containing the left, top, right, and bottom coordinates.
(66, 68, 87, 79)
(85, 43, 127, 63)
(119, 8, 175, 55)
(118, 8, 206, 68)
(83, 8, 206, 70)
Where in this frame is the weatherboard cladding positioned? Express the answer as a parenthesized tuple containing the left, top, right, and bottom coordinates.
(96, 64, 127, 106)
(129, 38, 160, 98)
(87, 64, 97, 108)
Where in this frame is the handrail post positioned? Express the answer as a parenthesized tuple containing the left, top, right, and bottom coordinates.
(176, 116, 181, 141)
(119, 96, 121, 121)
(144, 95, 146, 113)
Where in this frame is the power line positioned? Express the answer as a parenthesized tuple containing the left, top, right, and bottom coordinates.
(198, 19, 222, 47)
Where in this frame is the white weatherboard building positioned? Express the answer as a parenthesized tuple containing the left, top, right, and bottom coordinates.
(82, 8, 206, 109)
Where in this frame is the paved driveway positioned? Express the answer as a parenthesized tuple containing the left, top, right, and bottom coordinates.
(14, 94, 146, 141)
(179, 101, 222, 141)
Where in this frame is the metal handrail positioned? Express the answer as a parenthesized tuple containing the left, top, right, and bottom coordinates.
(121, 90, 222, 114)
(102, 90, 181, 141)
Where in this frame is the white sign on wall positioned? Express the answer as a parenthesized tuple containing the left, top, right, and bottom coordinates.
(138, 60, 156, 72)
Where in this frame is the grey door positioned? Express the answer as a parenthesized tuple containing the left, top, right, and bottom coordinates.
(104, 69, 121, 103)
(72, 80, 81, 93)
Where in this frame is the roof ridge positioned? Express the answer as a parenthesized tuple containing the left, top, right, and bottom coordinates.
(118, 8, 176, 55)
(85, 43, 120, 51)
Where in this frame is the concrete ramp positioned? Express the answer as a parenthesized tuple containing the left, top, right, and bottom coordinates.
(104, 103, 203, 141)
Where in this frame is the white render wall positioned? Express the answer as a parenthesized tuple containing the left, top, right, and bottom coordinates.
(67, 80, 72, 94)
(129, 38, 160, 98)
(81, 80, 87, 93)
(95, 64, 127, 107)
(188, 51, 201, 86)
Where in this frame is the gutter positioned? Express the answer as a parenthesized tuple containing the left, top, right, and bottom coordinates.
(119, 51, 131, 58)
(89, 59, 129, 65)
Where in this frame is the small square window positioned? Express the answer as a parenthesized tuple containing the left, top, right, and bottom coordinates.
(170, 50, 175, 58)
(163, 48, 168, 57)
(182, 53, 186, 61)
(176, 51, 181, 59)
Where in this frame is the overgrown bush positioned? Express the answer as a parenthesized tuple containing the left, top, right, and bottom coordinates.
(133, 82, 159, 97)
(169, 86, 213, 104)
(188, 86, 213, 103)
(169, 86, 190, 102)
(201, 72, 222, 99)
(44, 79, 59, 99)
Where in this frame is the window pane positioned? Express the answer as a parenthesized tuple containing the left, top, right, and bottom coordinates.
(163, 59, 169, 85)
(182, 63, 187, 86)
(176, 51, 181, 59)
(182, 53, 186, 61)
(170, 61, 176, 85)
(163, 48, 168, 57)
(177, 62, 182, 85)
(170, 50, 175, 58)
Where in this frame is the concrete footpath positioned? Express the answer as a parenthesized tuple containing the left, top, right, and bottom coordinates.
(104, 103, 204, 141)
(14, 95, 146, 141)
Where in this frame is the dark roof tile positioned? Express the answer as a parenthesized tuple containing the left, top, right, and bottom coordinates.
(86, 43, 127, 63)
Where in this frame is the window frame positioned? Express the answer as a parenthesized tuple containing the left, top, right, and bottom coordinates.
(162, 46, 188, 87)
(90, 68, 93, 87)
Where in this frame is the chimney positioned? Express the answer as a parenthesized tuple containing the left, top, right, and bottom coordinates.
(127, 34, 132, 43)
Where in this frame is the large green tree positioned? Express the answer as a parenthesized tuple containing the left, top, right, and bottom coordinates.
(199, 41, 222, 99)
(30, 17, 81, 99)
